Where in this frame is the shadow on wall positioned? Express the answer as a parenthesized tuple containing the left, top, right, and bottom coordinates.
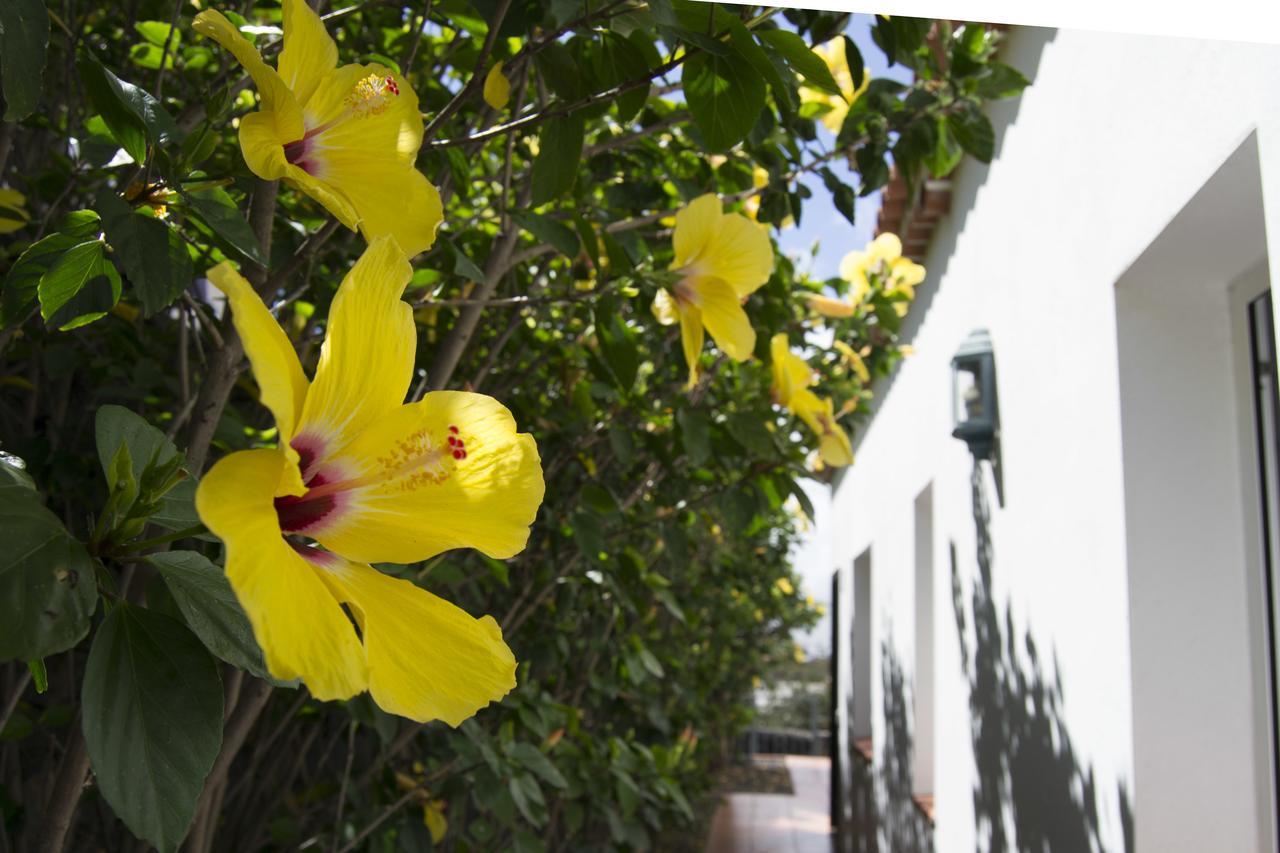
(880, 642, 935, 853)
(952, 462, 1135, 853)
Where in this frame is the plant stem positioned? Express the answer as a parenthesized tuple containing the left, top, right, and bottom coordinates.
(115, 524, 207, 554)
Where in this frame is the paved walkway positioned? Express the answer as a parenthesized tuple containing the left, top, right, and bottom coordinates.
(705, 754, 833, 853)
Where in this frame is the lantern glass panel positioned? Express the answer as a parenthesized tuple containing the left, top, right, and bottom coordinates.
(954, 365, 980, 427)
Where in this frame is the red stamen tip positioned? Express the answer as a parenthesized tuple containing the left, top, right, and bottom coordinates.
(452, 449, 464, 459)
(449, 425, 459, 434)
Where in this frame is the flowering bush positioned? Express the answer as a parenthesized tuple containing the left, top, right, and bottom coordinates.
(0, 1, 1023, 849)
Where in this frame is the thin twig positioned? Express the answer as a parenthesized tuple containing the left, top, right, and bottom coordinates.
(402, 0, 432, 72)
(421, 0, 514, 139)
(330, 723, 358, 853)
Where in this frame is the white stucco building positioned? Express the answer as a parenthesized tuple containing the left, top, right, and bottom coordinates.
(827, 24, 1280, 853)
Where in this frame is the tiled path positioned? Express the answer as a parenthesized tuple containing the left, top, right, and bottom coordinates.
(705, 754, 833, 853)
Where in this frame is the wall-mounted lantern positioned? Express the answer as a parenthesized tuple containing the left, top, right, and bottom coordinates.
(951, 328, 1004, 501)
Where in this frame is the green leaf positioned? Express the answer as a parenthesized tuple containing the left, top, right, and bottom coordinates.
(534, 41, 587, 102)
(95, 404, 181, 485)
(27, 658, 47, 693)
(510, 211, 579, 258)
(181, 186, 264, 264)
(842, 35, 865, 90)
(726, 412, 774, 457)
(134, 20, 179, 48)
(509, 742, 569, 789)
(594, 32, 650, 123)
(924, 116, 964, 178)
(0, 484, 97, 662)
(77, 54, 179, 163)
(975, 61, 1030, 99)
(950, 103, 995, 163)
(94, 405, 202, 533)
(148, 551, 271, 679)
(597, 313, 638, 391)
(0, 0, 50, 120)
(36, 240, 107, 321)
(531, 113, 585, 206)
(683, 50, 766, 152)
(507, 774, 546, 827)
(2, 230, 89, 327)
(446, 237, 486, 282)
(149, 477, 205, 534)
(82, 603, 223, 853)
(756, 29, 840, 95)
(677, 407, 710, 466)
(97, 190, 192, 315)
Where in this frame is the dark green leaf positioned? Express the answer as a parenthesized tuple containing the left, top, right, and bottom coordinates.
(95, 404, 182, 485)
(534, 42, 587, 102)
(148, 551, 271, 679)
(597, 313, 638, 390)
(951, 103, 995, 163)
(77, 54, 179, 163)
(842, 35, 865, 90)
(182, 186, 264, 264)
(0, 485, 97, 662)
(97, 190, 192, 315)
(447, 238, 486, 282)
(531, 113, 585, 206)
(756, 30, 840, 95)
(976, 62, 1030, 99)
(510, 211, 579, 257)
(0, 0, 50, 120)
(595, 32, 650, 123)
(683, 50, 766, 152)
(509, 742, 569, 789)
(677, 407, 710, 466)
(82, 603, 222, 853)
(94, 405, 203, 533)
(508, 774, 545, 827)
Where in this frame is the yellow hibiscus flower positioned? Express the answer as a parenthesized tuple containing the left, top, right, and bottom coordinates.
(194, 236, 544, 725)
(194, 0, 443, 256)
(769, 333, 852, 468)
(799, 37, 871, 134)
(652, 194, 773, 388)
(796, 394, 854, 467)
(802, 292, 858, 319)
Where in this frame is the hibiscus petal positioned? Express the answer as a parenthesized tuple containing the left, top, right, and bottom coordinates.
(238, 112, 291, 181)
(295, 235, 415, 464)
(671, 193, 721, 271)
(692, 276, 756, 362)
(695, 211, 774, 297)
(278, 0, 337, 107)
(678, 299, 704, 390)
(195, 449, 367, 699)
(192, 10, 304, 141)
(316, 557, 517, 725)
(205, 262, 308, 448)
(313, 391, 544, 564)
(321, 161, 442, 259)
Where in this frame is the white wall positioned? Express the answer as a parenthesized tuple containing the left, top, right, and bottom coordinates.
(828, 23, 1280, 853)
(1117, 141, 1273, 853)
